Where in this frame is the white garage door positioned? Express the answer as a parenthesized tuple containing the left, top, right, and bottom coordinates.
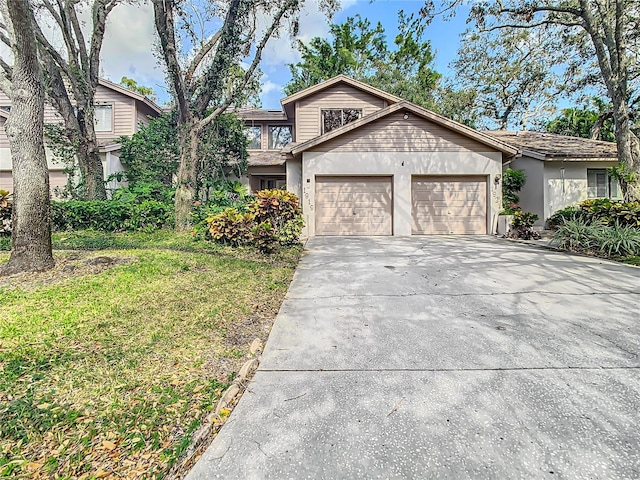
(315, 176, 393, 236)
(412, 176, 487, 234)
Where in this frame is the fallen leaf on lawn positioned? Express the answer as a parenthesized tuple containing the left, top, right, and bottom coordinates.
(193, 385, 205, 393)
(102, 440, 117, 451)
(26, 462, 43, 472)
(94, 469, 111, 478)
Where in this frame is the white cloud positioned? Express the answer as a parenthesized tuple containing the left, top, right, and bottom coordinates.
(100, 2, 167, 99)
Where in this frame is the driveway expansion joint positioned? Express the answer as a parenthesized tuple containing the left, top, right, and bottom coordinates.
(287, 290, 640, 299)
(258, 366, 640, 373)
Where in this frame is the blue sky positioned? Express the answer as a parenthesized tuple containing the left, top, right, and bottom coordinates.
(97, 1, 471, 109)
(258, 0, 471, 109)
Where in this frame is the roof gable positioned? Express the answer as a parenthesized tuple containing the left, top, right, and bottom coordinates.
(98, 78, 163, 115)
(286, 101, 518, 156)
(280, 75, 403, 107)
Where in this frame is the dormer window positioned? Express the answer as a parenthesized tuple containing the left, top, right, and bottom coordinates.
(246, 126, 262, 149)
(268, 125, 292, 149)
(321, 109, 362, 134)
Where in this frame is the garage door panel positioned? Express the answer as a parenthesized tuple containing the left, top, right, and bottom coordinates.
(316, 176, 392, 236)
(412, 176, 487, 235)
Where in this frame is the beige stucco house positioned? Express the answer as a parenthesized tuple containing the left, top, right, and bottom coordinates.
(487, 131, 619, 226)
(0, 78, 162, 195)
(239, 75, 518, 236)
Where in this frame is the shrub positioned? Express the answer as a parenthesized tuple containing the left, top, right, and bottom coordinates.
(206, 189, 305, 251)
(192, 182, 254, 239)
(207, 208, 254, 246)
(251, 221, 278, 253)
(552, 217, 640, 257)
(579, 198, 640, 228)
(552, 217, 598, 252)
(51, 200, 172, 232)
(546, 205, 583, 230)
(0, 189, 11, 235)
(590, 223, 640, 257)
(249, 189, 304, 245)
(508, 211, 540, 240)
(502, 168, 527, 209)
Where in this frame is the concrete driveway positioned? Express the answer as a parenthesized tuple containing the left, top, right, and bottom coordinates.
(187, 236, 640, 479)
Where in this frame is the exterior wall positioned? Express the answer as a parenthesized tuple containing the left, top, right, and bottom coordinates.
(314, 112, 492, 153)
(286, 158, 303, 199)
(94, 87, 136, 141)
(300, 150, 503, 237)
(295, 84, 387, 143)
(543, 161, 620, 222)
(509, 156, 545, 226)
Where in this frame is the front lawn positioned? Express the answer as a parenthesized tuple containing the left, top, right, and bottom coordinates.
(0, 232, 301, 478)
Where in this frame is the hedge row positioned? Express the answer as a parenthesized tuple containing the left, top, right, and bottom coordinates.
(51, 200, 173, 232)
(547, 198, 640, 230)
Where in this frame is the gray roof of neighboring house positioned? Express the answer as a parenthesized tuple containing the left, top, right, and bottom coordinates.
(237, 108, 288, 121)
(247, 151, 286, 166)
(486, 130, 618, 161)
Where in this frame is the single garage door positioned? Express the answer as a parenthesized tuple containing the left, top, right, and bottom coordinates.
(412, 176, 487, 234)
(315, 176, 392, 236)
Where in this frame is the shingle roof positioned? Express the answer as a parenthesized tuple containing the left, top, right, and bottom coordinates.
(247, 151, 286, 166)
(237, 108, 288, 121)
(486, 130, 618, 160)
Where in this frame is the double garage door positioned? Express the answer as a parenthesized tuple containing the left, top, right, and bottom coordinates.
(315, 175, 487, 236)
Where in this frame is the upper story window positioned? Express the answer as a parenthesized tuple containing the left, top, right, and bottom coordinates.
(246, 126, 262, 149)
(94, 104, 113, 132)
(587, 168, 620, 199)
(268, 125, 292, 149)
(321, 109, 362, 134)
(0, 106, 10, 112)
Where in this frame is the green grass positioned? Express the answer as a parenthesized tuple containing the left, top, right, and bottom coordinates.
(623, 256, 640, 266)
(0, 231, 301, 478)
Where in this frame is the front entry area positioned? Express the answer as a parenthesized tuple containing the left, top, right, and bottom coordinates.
(411, 176, 487, 234)
(315, 176, 393, 236)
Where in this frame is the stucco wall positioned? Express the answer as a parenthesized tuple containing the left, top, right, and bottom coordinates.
(509, 156, 545, 226)
(300, 151, 503, 236)
(543, 161, 620, 222)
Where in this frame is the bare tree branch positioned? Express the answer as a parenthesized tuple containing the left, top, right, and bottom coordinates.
(185, 30, 222, 87)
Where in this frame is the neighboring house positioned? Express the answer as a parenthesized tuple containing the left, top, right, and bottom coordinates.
(487, 130, 619, 226)
(0, 78, 162, 195)
(238, 75, 518, 236)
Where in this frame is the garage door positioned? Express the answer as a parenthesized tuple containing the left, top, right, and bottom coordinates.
(412, 176, 487, 234)
(315, 176, 392, 236)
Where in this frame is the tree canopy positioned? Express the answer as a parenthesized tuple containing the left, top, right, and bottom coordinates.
(285, 12, 440, 108)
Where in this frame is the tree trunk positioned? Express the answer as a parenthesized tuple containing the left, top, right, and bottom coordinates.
(174, 121, 200, 231)
(1, 0, 54, 275)
(77, 109, 107, 200)
(610, 92, 640, 202)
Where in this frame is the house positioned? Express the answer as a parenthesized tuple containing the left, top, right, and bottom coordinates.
(486, 130, 619, 226)
(238, 75, 518, 236)
(0, 78, 163, 195)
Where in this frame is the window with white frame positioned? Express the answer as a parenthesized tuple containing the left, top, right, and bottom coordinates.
(587, 168, 620, 199)
(94, 105, 113, 132)
(321, 109, 362, 134)
(268, 125, 292, 149)
(246, 126, 262, 149)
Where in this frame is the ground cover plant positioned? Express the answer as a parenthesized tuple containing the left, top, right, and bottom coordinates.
(0, 231, 301, 478)
(548, 199, 640, 262)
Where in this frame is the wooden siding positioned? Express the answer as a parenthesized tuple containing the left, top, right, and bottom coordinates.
(0, 118, 8, 148)
(95, 86, 135, 140)
(312, 112, 498, 153)
(296, 84, 386, 143)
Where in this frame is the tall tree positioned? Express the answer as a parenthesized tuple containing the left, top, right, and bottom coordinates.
(452, 27, 562, 130)
(422, 0, 640, 200)
(546, 98, 616, 141)
(284, 12, 440, 108)
(0, 0, 119, 200)
(0, 0, 54, 275)
(152, 0, 336, 230)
